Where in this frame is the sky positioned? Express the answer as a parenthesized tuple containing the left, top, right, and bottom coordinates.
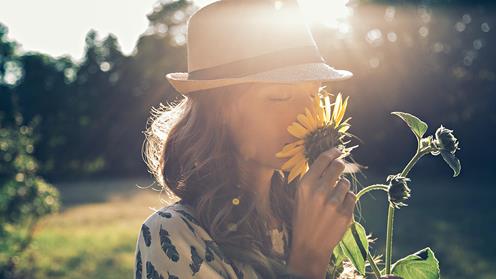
(0, 0, 209, 62)
(0, 0, 349, 63)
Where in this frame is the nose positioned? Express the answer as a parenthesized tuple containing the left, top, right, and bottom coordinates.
(301, 92, 316, 112)
(290, 81, 321, 118)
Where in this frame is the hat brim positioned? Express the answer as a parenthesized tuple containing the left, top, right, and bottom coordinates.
(165, 62, 353, 95)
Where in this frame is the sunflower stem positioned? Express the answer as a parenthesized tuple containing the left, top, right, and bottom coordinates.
(384, 204, 395, 275)
(367, 251, 382, 279)
(384, 146, 431, 275)
(356, 184, 389, 201)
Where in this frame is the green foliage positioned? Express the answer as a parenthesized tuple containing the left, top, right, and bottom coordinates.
(336, 222, 369, 276)
(329, 243, 346, 277)
(392, 112, 461, 177)
(440, 150, 461, 177)
(391, 112, 428, 141)
(434, 126, 461, 177)
(0, 0, 196, 178)
(354, 112, 462, 278)
(390, 247, 440, 279)
(0, 113, 60, 278)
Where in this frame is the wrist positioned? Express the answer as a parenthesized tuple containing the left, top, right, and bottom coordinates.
(287, 249, 328, 279)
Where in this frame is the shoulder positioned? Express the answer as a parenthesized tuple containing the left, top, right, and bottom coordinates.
(135, 201, 254, 278)
(140, 201, 216, 246)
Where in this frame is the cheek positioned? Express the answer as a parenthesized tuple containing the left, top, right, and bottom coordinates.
(247, 112, 298, 165)
(232, 113, 288, 162)
(232, 97, 309, 167)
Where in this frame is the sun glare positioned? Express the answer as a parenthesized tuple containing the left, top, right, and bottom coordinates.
(295, 0, 353, 32)
(195, 0, 353, 33)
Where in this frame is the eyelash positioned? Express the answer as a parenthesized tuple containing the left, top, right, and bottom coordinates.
(268, 90, 315, 101)
(270, 95, 292, 101)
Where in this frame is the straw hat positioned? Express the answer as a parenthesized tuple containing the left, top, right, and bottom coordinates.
(165, 0, 353, 95)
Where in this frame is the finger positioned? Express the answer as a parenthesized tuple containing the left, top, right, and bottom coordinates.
(301, 148, 343, 186)
(326, 178, 350, 206)
(339, 191, 357, 216)
(318, 158, 346, 190)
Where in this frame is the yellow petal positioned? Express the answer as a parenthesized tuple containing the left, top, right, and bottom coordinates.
(298, 161, 309, 179)
(284, 139, 305, 148)
(335, 96, 349, 127)
(304, 108, 317, 130)
(281, 153, 305, 171)
(341, 116, 352, 124)
(313, 94, 321, 108)
(279, 142, 303, 154)
(288, 159, 306, 183)
(287, 122, 308, 139)
(317, 105, 325, 126)
(275, 145, 304, 158)
(332, 93, 342, 124)
(338, 124, 350, 133)
(296, 113, 313, 131)
(324, 95, 331, 123)
(287, 170, 298, 183)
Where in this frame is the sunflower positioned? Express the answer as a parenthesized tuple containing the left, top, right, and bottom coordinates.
(275, 87, 357, 183)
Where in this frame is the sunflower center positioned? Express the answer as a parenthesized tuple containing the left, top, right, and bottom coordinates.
(303, 123, 342, 166)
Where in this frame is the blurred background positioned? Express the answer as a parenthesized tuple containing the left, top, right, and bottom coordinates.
(0, 0, 494, 278)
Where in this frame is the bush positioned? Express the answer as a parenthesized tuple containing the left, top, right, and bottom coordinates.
(0, 113, 60, 278)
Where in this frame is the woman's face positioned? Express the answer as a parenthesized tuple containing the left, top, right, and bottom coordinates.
(225, 80, 322, 171)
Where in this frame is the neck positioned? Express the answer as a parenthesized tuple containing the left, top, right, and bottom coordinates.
(237, 158, 278, 226)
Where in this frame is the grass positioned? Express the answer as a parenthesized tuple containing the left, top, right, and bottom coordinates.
(15, 174, 496, 279)
(17, 176, 177, 279)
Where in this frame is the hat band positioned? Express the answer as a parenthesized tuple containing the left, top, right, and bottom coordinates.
(188, 45, 326, 80)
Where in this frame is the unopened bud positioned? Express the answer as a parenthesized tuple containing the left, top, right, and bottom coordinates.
(386, 173, 412, 209)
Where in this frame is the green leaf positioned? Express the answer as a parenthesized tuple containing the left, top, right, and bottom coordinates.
(390, 247, 440, 279)
(332, 242, 346, 267)
(391, 112, 428, 140)
(440, 150, 461, 177)
(338, 222, 368, 276)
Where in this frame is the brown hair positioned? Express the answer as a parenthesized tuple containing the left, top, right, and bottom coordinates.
(142, 83, 366, 278)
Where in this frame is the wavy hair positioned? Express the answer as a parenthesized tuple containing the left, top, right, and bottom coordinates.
(142, 83, 368, 278)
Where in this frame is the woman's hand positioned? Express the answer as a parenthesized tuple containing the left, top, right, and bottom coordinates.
(287, 147, 357, 279)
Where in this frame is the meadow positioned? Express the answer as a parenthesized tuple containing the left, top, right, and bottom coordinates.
(17, 173, 495, 279)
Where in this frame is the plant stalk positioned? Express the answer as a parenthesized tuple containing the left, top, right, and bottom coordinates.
(384, 147, 430, 275)
(384, 204, 395, 275)
(356, 184, 389, 201)
(367, 251, 382, 279)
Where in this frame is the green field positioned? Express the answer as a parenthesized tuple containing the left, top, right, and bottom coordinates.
(16, 175, 496, 279)
(16, 177, 174, 279)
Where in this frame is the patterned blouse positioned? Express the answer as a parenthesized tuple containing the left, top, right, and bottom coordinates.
(133, 200, 302, 279)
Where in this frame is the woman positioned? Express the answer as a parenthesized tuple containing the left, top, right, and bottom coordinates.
(134, 1, 398, 278)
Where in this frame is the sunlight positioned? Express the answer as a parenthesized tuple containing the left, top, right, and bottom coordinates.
(194, 0, 353, 33)
(295, 0, 353, 32)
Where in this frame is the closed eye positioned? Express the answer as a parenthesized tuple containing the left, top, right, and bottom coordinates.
(268, 91, 293, 101)
(269, 95, 292, 101)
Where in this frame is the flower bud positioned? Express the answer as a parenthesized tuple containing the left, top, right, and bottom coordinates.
(386, 174, 412, 209)
(434, 125, 460, 154)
